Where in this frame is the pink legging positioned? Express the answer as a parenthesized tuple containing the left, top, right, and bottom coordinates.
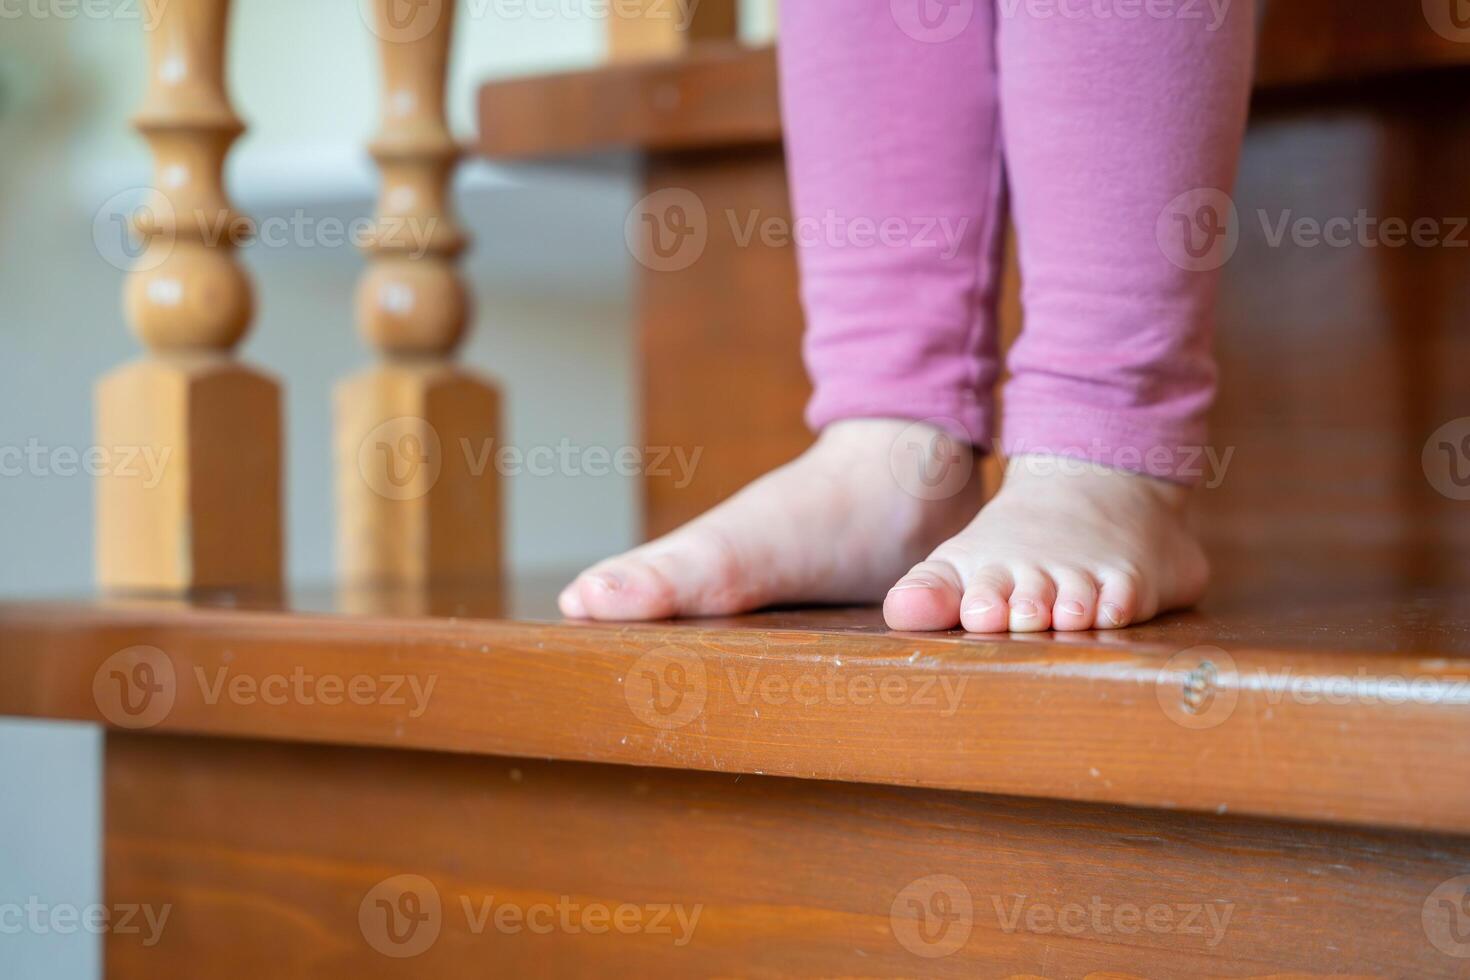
(779, 0, 1256, 482)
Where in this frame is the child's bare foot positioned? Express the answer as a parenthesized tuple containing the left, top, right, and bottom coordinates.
(884, 455, 1209, 633)
(558, 419, 983, 620)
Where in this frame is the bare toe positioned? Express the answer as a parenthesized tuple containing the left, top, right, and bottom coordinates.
(559, 418, 985, 623)
(1006, 569, 1056, 633)
(1095, 569, 1143, 629)
(1050, 567, 1100, 632)
(890, 455, 1207, 636)
(884, 560, 965, 631)
(958, 566, 1013, 633)
(575, 559, 679, 621)
(558, 583, 588, 619)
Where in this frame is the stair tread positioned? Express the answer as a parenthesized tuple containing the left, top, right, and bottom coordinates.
(2, 559, 1467, 834)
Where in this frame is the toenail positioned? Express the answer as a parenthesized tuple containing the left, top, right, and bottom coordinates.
(1011, 599, 1038, 619)
(588, 572, 622, 592)
(1060, 600, 1086, 617)
(1101, 602, 1124, 626)
(890, 579, 939, 592)
(962, 599, 994, 616)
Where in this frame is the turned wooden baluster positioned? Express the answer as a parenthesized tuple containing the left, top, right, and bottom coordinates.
(96, 0, 281, 591)
(337, 0, 502, 589)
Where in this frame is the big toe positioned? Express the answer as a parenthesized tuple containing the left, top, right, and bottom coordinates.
(557, 583, 588, 619)
(883, 561, 965, 631)
(571, 559, 679, 621)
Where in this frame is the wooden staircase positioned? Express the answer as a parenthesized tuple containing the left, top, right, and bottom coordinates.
(5, 0, 1470, 975)
(1, 563, 1469, 974)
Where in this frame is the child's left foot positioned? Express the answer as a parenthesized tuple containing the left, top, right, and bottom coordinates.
(884, 455, 1209, 633)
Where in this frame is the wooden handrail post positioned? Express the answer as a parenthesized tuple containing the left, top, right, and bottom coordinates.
(337, 0, 502, 589)
(96, 0, 282, 592)
(606, 0, 739, 62)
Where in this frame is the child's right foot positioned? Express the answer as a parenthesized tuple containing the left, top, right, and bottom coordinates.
(884, 455, 1210, 633)
(557, 418, 983, 620)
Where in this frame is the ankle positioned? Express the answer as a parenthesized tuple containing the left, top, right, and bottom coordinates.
(814, 417, 916, 453)
(1001, 453, 1193, 512)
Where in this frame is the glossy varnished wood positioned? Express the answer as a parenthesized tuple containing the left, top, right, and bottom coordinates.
(3, 558, 1469, 835)
(475, 12, 1470, 163)
(98, 0, 282, 591)
(337, 0, 503, 588)
(638, 149, 812, 535)
(102, 733, 1470, 977)
(476, 43, 780, 160)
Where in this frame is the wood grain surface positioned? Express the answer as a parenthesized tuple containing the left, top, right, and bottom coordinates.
(3, 560, 1468, 835)
(475, 5, 1470, 161)
(103, 733, 1470, 978)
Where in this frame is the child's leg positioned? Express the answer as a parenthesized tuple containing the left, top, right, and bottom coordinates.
(886, 0, 1256, 632)
(560, 0, 1004, 620)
